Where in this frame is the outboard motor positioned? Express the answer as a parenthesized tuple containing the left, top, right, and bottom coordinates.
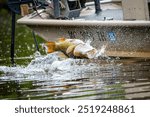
(52, 0, 81, 19)
(61, 0, 81, 18)
(52, 0, 101, 18)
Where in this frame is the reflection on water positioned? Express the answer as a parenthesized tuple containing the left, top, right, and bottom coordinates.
(0, 52, 150, 100)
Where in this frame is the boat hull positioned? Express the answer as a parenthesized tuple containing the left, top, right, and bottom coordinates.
(17, 19, 150, 57)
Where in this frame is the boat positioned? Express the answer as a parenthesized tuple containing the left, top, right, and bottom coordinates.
(17, 0, 150, 58)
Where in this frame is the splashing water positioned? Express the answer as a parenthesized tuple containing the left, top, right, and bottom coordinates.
(83, 39, 108, 58)
(85, 39, 92, 45)
(95, 44, 108, 58)
(0, 44, 109, 82)
(0, 45, 150, 100)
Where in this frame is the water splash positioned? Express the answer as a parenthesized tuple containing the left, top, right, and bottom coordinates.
(85, 39, 92, 45)
(83, 39, 108, 58)
(0, 43, 115, 82)
(95, 44, 108, 58)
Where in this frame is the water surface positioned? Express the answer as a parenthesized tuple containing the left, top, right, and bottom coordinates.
(0, 53, 149, 100)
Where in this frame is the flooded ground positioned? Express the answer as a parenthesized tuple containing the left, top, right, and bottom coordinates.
(0, 52, 150, 100)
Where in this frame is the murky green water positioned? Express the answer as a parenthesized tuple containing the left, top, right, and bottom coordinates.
(0, 57, 150, 100)
(0, 9, 46, 66)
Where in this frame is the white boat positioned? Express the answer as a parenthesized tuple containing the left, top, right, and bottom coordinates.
(17, 0, 150, 58)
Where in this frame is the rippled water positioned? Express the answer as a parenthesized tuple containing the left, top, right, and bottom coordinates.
(0, 51, 150, 100)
